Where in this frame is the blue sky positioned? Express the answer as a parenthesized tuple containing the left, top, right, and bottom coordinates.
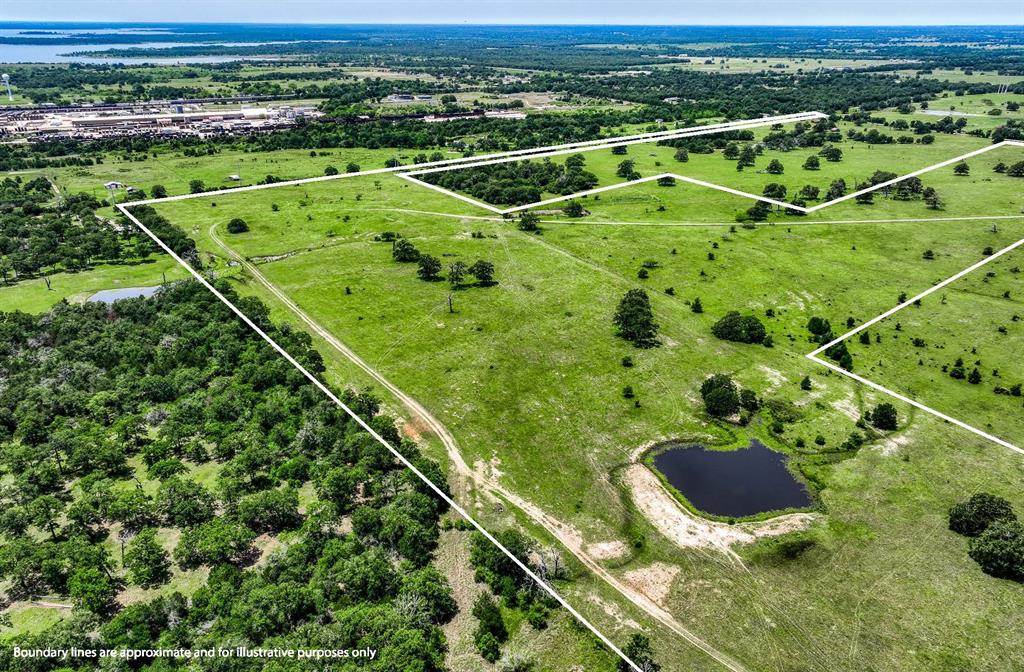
(3, 0, 1023, 25)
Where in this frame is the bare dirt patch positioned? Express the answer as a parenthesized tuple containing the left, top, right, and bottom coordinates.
(586, 540, 629, 560)
(623, 563, 680, 605)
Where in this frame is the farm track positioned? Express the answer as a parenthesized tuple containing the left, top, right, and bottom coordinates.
(206, 222, 750, 672)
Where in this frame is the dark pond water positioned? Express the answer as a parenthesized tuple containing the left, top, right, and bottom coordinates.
(652, 439, 812, 518)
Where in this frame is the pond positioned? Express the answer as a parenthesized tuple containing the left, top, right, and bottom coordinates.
(652, 439, 812, 518)
(87, 285, 161, 303)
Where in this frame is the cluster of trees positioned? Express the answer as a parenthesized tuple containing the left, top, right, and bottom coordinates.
(711, 311, 769, 345)
(0, 279, 471, 667)
(389, 236, 497, 288)
(0, 177, 149, 285)
(806, 316, 853, 371)
(420, 155, 598, 206)
(949, 493, 1024, 582)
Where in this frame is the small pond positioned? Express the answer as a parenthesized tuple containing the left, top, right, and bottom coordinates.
(652, 439, 812, 518)
(87, 285, 161, 303)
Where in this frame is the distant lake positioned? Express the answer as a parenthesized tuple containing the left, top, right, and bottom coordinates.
(87, 285, 161, 303)
(652, 440, 812, 518)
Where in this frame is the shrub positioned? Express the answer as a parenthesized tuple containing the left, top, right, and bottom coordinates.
(226, 218, 248, 234)
(392, 238, 420, 262)
(949, 493, 1016, 537)
(870, 402, 898, 430)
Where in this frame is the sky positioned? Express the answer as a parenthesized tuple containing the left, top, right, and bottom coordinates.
(3, 0, 1023, 26)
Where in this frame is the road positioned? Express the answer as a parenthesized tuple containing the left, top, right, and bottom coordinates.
(206, 223, 749, 672)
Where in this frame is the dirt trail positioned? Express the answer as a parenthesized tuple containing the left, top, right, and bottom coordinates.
(207, 224, 748, 672)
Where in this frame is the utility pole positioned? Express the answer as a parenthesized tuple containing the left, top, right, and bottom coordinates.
(448, 294, 454, 313)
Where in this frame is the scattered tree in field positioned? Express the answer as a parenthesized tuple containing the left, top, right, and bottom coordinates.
(518, 211, 541, 230)
(701, 374, 740, 418)
(620, 633, 661, 672)
(922, 249, 935, 260)
(1007, 161, 1024, 177)
(691, 297, 704, 313)
(563, 200, 586, 218)
(967, 519, 1024, 581)
(854, 184, 874, 204)
(819, 146, 843, 162)
(799, 185, 820, 200)
(616, 159, 640, 180)
(968, 368, 983, 384)
(611, 145, 628, 155)
(949, 493, 1017, 537)
(994, 162, 1008, 173)
(324, 165, 338, 176)
(674, 147, 689, 162)
(953, 162, 970, 176)
(417, 254, 442, 280)
(226, 217, 248, 234)
(69, 567, 116, 615)
(384, 157, 402, 168)
(800, 376, 812, 390)
(657, 175, 676, 186)
(712, 311, 767, 344)
(802, 155, 820, 170)
(740, 388, 759, 411)
(188, 179, 205, 194)
(345, 162, 361, 173)
(614, 289, 659, 348)
(825, 178, 847, 200)
(392, 238, 421, 262)
(448, 261, 468, 287)
(763, 183, 787, 201)
(737, 145, 757, 169)
(151, 184, 167, 199)
(869, 402, 898, 430)
(469, 259, 496, 286)
(766, 159, 785, 174)
(123, 528, 170, 588)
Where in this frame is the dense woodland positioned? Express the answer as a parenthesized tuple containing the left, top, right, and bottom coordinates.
(421, 155, 599, 206)
(0, 278, 567, 669)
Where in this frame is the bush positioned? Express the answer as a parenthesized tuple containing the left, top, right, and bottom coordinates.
(949, 493, 1016, 537)
(711, 311, 767, 344)
(226, 218, 249, 234)
(968, 519, 1024, 581)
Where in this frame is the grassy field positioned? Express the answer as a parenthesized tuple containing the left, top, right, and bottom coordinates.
(428, 118, 1007, 210)
(0, 256, 188, 313)
(647, 56, 912, 74)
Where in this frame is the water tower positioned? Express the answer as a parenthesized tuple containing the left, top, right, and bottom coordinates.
(1, 74, 11, 101)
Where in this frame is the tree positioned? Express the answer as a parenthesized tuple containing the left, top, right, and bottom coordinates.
(449, 261, 468, 287)
(825, 179, 847, 200)
(157, 477, 214, 527)
(611, 145, 628, 155)
(324, 165, 338, 176)
(123, 527, 170, 588)
(711, 311, 767, 344)
(620, 633, 661, 672)
(346, 162, 361, 173)
(674, 147, 689, 162)
(1007, 161, 1024, 177)
(237, 488, 301, 533)
(188, 179, 205, 194)
(819, 146, 843, 162)
(226, 218, 248, 234)
(766, 159, 785, 174)
(473, 592, 508, 662)
(518, 212, 540, 231)
(949, 493, 1017, 537)
(613, 289, 659, 347)
(469, 259, 496, 286)
(968, 368, 983, 384)
(870, 403, 898, 430)
(174, 517, 256, 568)
(563, 200, 586, 217)
(417, 254, 442, 281)
(616, 159, 639, 180)
(392, 238, 420, 262)
(968, 519, 1024, 581)
(657, 175, 676, 187)
(802, 155, 820, 170)
(151, 184, 167, 199)
(953, 162, 970, 176)
(701, 374, 740, 418)
(400, 566, 457, 625)
(800, 376, 812, 390)
(69, 567, 116, 615)
(691, 297, 704, 313)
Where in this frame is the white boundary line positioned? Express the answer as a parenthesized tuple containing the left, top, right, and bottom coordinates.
(404, 139, 1024, 218)
(806, 234, 1024, 455)
(115, 203, 652, 672)
(125, 111, 825, 208)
